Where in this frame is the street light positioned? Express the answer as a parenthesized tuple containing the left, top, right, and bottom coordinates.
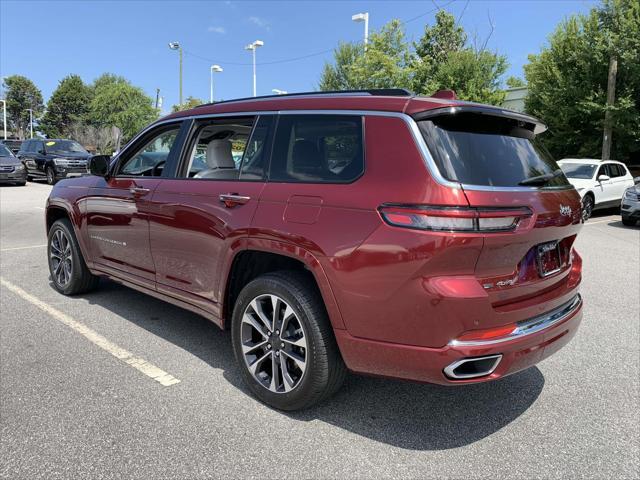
(352, 12, 369, 47)
(245, 40, 264, 97)
(272, 89, 287, 95)
(25, 108, 33, 139)
(210, 65, 223, 103)
(0, 100, 6, 140)
(168, 41, 183, 107)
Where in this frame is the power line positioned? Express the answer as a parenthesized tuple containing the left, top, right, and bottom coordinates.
(183, 0, 457, 67)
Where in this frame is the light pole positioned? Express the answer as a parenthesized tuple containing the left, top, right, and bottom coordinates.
(245, 40, 264, 97)
(168, 42, 183, 107)
(352, 12, 369, 47)
(25, 108, 33, 138)
(210, 65, 223, 103)
(272, 89, 287, 95)
(0, 100, 6, 140)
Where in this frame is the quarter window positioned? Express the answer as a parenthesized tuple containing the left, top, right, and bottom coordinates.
(269, 115, 364, 183)
(118, 127, 181, 177)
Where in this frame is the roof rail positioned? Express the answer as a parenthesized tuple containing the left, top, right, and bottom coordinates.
(194, 88, 414, 108)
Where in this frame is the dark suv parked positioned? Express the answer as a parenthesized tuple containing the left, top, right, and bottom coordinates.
(0, 139, 23, 155)
(18, 139, 90, 184)
(46, 89, 584, 410)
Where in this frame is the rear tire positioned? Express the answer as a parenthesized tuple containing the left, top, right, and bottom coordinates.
(622, 215, 636, 226)
(582, 194, 594, 221)
(16, 181, 26, 186)
(231, 271, 346, 411)
(48, 218, 99, 295)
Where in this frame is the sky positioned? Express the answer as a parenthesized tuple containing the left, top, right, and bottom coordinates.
(1, 0, 597, 114)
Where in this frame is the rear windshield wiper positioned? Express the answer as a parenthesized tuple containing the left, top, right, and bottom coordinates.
(518, 169, 563, 186)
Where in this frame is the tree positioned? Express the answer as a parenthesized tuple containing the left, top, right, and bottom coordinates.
(39, 75, 93, 138)
(319, 12, 508, 105)
(89, 81, 158, 143)
(412, 11, 508, 104)
(506, 76, 526, 88)
(319, 20, 412, 90)
(171, 96, 204, 112)
(524, 0, 639, 161)
(2, 75, 44, 139)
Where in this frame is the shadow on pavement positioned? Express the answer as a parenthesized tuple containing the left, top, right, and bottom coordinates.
(79, 279, 545, 451)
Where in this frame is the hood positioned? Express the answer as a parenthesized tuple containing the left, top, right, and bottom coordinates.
(564, 178, 593, 191)
(49, 151, 90, 160)
(0, 156, 21, 166)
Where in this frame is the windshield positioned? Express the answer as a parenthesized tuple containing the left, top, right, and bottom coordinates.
(0, 144, 14, 157)
(45, 140, 87, 154)
(418, 112, 570, 188)
(559, 163, 597, 179)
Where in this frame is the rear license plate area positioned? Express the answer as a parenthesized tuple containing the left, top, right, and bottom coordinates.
(536, 240, 562, 277)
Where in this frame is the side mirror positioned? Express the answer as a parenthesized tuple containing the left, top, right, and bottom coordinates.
(89, 155, 111, 178)
(597, 174, 610, 182)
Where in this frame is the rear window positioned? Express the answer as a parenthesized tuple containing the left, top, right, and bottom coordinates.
(270, 115, 363, 183)
(418, 113, 569, 188)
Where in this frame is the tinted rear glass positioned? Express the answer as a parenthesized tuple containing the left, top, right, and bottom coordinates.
(418, 113, 569, 188)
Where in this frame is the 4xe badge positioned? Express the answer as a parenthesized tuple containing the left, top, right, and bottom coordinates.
(559, 204, 572, 217)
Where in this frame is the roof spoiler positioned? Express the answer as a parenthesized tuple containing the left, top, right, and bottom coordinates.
(412, 105, 547, 135)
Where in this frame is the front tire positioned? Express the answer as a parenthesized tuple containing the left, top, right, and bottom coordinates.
(48, 218, 99, 295)
(622, 215, 636, 226)
(46, 166, 57, 185)
(231, 271, 346, 411)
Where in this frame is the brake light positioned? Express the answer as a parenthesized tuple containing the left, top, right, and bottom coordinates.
(379, 205, 532, 233)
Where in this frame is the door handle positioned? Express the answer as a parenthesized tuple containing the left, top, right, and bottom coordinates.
(219, 193, 251, 208)
(129, 186, 151, 196)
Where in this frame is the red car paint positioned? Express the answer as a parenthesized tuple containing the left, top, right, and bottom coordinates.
(46, 92, 583, 384)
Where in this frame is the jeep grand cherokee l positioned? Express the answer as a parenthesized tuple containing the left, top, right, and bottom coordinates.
(45, 89, 584, 410)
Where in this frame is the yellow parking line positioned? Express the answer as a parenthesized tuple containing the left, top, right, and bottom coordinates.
(0, 277, 180, 387)
(0, 244, 47, 252)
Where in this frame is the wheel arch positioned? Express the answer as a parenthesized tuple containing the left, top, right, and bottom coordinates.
(46, 202, 92, 267)
(220, 242, 345, 331)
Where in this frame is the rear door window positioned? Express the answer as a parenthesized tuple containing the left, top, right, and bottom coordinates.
(418, 112, 570, 188)
(269, 114, 364, 183)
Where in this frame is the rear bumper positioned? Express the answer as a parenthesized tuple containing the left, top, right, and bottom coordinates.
(335, 294, 583, 385)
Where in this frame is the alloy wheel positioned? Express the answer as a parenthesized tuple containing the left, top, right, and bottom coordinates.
(50, 229, 73, 287)
(582, 196, 593, 221)
(240, 294, 307, 393)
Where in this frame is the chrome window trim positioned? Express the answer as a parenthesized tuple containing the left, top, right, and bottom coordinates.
(114, 109, 573, 193)
(449, 294, 582, 347)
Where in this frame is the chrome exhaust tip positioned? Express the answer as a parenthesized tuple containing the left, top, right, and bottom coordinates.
(444, 354, 502, 380)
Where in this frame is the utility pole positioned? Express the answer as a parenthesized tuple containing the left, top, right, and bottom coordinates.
(601, 55, 617, 160)
(26, 108, 33, 139)
(168, 42, 183, 107)
(155, 88, 160, 109)
(0, 100, 6, 140)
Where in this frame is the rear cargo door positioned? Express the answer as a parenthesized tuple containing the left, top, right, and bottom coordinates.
(416, 109, 583, 308)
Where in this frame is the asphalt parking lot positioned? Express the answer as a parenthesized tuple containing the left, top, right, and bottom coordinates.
(1, 182, 638, 479)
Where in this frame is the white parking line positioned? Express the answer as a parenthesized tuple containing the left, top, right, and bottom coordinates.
(0, 244, 47, 252)
(0, 277, 180, 387)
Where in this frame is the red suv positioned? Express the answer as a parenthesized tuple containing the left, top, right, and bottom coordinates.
(46, 89, 584, 410)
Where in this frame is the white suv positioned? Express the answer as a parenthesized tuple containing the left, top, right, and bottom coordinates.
(558, 159, 635, 220)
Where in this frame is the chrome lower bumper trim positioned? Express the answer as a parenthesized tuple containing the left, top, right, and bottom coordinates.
(449, 294, 582, 347)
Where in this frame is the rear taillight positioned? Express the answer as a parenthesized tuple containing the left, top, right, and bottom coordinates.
(379, 205, 532, 233)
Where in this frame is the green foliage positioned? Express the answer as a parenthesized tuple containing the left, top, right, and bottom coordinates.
(506, 76, 526, 88)
(3, 75, 44, 139)
(319, 11, 508, 105)
(39, 75, 93, 138)
(524, 0, 640, 161)
(89, 80, 158, 143)
(171, 96, 204, 112)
